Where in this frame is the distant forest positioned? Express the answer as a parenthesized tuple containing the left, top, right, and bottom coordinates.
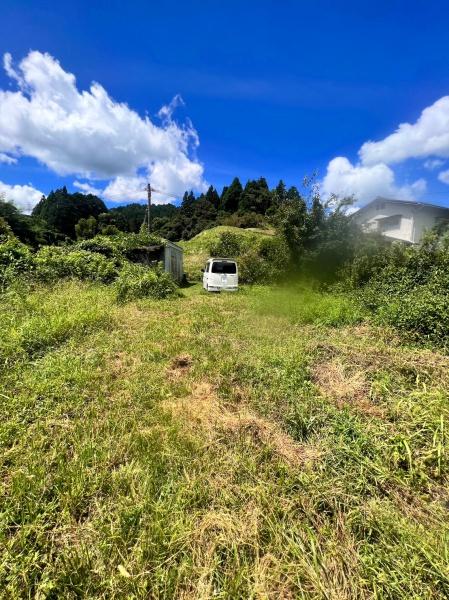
(0, 177, 310, 244)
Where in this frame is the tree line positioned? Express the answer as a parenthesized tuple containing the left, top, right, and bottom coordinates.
(1, 177, 321, 244)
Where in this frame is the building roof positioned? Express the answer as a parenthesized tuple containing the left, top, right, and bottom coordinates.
(354, 196, 449, 217)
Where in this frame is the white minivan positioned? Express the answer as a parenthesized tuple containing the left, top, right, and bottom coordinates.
(202, 258, 238, 292)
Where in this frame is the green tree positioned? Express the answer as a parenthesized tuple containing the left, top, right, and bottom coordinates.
(220, 178, 243, 213)
(75, 216, 98, 239)
(239, 178, 272, 214)
(274, 189, 308, 263)
(205, 185, 220, 210)
(32, 187, 107, 238)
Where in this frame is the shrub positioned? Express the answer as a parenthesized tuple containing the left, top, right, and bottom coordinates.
(209, 231, 290, 284)
(0, 216, 13, 242)
(348, 232, 449, 347)
(115, 263, 177, 302)
(0, 238, 34, 291)
(34, 246, 118, 283)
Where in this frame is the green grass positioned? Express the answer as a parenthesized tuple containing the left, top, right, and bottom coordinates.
(179, 225, 274, 280)
(1, 280, 449, 598)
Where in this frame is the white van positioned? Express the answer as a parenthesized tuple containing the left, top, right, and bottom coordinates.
(202, 258, 238, 292)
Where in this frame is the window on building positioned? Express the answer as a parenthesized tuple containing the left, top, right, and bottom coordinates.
(377, 214, 401, 233)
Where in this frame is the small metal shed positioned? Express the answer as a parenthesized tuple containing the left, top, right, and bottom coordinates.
(124, 240, 183, 282)
(163, 241, 184, 282)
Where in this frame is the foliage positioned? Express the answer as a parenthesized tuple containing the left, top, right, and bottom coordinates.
(219, 211, 267, 229)
(0, 237, 34, 291)
(345, 231, 449, 347)
(34, 246, 118, 283)
(0, 197, 55, 246)
(274, 191, 364, 280)
(76, 232, 164, 260)
(114, 263, 177, 302)
(209, 229, 290, 283)
(109, 203, 178, 233)
(0, 216, 13, 242)
(32, 186, 107, 238)
(75, 215, 98, 239)
(209, 230, 245, 258)
(220, 177, 243, 213)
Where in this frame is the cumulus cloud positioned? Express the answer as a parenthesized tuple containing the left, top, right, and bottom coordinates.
(360, 96, 449, 166)
(321, 156, 426, 205)
(0, 51, 206, 201)
(0, 180, 43, 213)
(320, 95, 449, 203)
(0, 152, 17, 164)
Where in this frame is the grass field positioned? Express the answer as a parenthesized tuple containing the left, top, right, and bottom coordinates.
(1, 280, 449, 598)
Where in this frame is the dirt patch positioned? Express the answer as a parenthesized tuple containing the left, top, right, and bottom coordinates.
(166, 354, 193, 380)
(312, 359, 384, 417)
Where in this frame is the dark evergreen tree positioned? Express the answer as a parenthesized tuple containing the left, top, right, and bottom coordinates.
(180, 191, 196, 217)
(239, 177, 272, 214)
(220, 178, 242, 213)
(205, 185, 220, 210)
(273, 180, 288, 205)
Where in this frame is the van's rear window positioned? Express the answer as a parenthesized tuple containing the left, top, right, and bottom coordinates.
(211, 261, 237, 274)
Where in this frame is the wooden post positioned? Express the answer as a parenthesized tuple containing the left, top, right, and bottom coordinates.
(146, 183, 152, 234)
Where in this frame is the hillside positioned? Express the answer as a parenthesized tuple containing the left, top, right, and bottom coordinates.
(179, 225, 275, 280)
(1, 281, 449, 597)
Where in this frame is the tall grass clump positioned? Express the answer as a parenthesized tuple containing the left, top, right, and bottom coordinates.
(115, 263, 177, 302)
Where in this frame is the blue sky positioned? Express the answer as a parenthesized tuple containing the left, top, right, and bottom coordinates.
(1, 0, 449, 211)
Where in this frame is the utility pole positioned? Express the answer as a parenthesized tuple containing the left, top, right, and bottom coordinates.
(146, 183, 152, 235)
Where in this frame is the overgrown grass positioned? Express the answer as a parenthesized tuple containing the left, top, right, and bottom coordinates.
(1, 281, 448, 597)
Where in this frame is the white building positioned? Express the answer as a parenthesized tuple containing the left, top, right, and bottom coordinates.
(353, 197, 449, 244)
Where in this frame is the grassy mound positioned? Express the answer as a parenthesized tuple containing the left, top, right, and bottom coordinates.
(179, 225, 275, 280)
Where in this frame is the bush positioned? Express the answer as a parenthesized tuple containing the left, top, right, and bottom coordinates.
(209, 231, 246, 258)
(348, 232, 449, 347)
(34, 246, 118, 283)
(0, 217, 13, 242)
(115, 263, 177, 302)
(209, 231, 290, 284)
(0, 238, 34, 291)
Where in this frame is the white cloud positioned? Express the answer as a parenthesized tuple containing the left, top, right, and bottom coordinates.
(321, 156, 426, 205)
(360, 96, 449, 166)
(438, 169, 449, 185)
(102, 176, 147, 202)
(157, 93, 185, 122)
(0, 152, 17, 164)
(0, 180, 43, 213)
(424, 158, 444, 170)
(73, 180, 103, 196)
(0, 51, 206, 199)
